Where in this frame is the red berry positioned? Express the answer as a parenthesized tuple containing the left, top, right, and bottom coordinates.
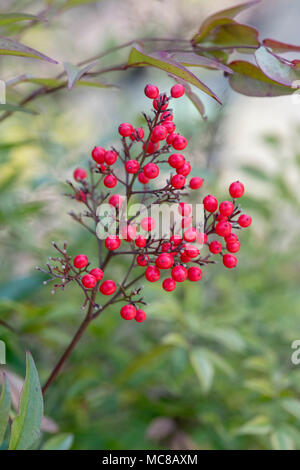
(73, 254, 89, 269)
(138, 172, 150, 184)
(73, 168, 87, 181)
(225, 233, 238, 243)
(153, 95, 168, 111)
(144, 84, 159, 99)
(104, 150, 117, 165)
(172, 135, 187, 150)
(161, 242, 171, 252)
(184, 244, 199, 258)
(143, 163, 159, 179)
(180, 252, 191, 263)
(108, 194, 123, 208)
(168, 153, 185, 169)
(183, 227, 197, 242)
(171, 174, 186, 189)
(177, 161, 191, 176)
(171, 265, 187, 282)
(75, 190, 86, 202)
(120, 304, 136, 320)
(171, 84, 185, 98)
(178, 202, 191, 217)
(145, 265, 161, 282)
(118, 122, 134, 137)
(163, 121, 176, 133)
(188, 266, 202, 282)
(215, 221, 231, 238)
(135, 309, 147, 323)
(141, 217, 156, 232)
(238, 214, 252, 228)
(137, 254, 149, 266)
(104, 174, 117, 188)
(89, 268, 104, 281)
(91, 146, 105, 164)
(100, 280, 117, 295)
(226, 241, 241, 253)
(155, 253, 174, 269)
(121, 224, 137, 242)
(182, 216, 193, 228)
(223, 254, 237, 269)
(197, 232, 207, 245)
(152, 125, 168, 142)
(216, 214, 228, 222)
(82, 274, 97, 289)
(209, 240, 221, 254)
(203, 195, 218, 213)
(143, 141, 159, 154)
(162, 278, 176, 292)
(189, 177, 203, 190)
(219, 201, 234, 217)
(105, 235, 121, 251)
(170, 234, 182, 246)
(209, 240, 222, 254)
(135, 235, 147, 248)
(125, 159, 140, 174)
(98, 164, 107, 173)
(229, 181, 244, 198)
(130, 127, 145, 141)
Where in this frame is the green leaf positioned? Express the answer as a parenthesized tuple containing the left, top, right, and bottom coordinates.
(116, 344, 173, 384)
(64, 61, 98, 90)
(228, 60, 296, 97)
(9, 352, 43, 450)
(189, 348, 214, 393)
(0, 13, 43, 26)
(192, 0, 260, 43)
(235, 415, 272, 436)
(75, 79, 114, 88)
(128, 45, 221, 103)
(42, 433, 74, 450)
(0, 103, 37, 115)
(0, 276, 43, 301)
(281, 398, 300, 420)
(255, 46, 300, 87)
(200, 327, 246, 352)
(0, 36, 58, 63)
(270, 430, 295, 450)
(0, 374, 11, 447)
(27, 78, 65, 87)
(263, 38, 300, 54)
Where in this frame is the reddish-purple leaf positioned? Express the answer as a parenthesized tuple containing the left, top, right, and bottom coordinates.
(263, 38, 300, 54)
(255, 47, 300, 87)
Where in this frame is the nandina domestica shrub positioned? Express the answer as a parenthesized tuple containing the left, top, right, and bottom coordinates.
(38, 84, 252, 394)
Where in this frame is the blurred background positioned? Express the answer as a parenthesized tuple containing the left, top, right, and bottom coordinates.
(1, 0, 300, 450)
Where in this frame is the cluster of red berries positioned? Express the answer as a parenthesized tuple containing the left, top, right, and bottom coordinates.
(69, 83, 252, 323)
